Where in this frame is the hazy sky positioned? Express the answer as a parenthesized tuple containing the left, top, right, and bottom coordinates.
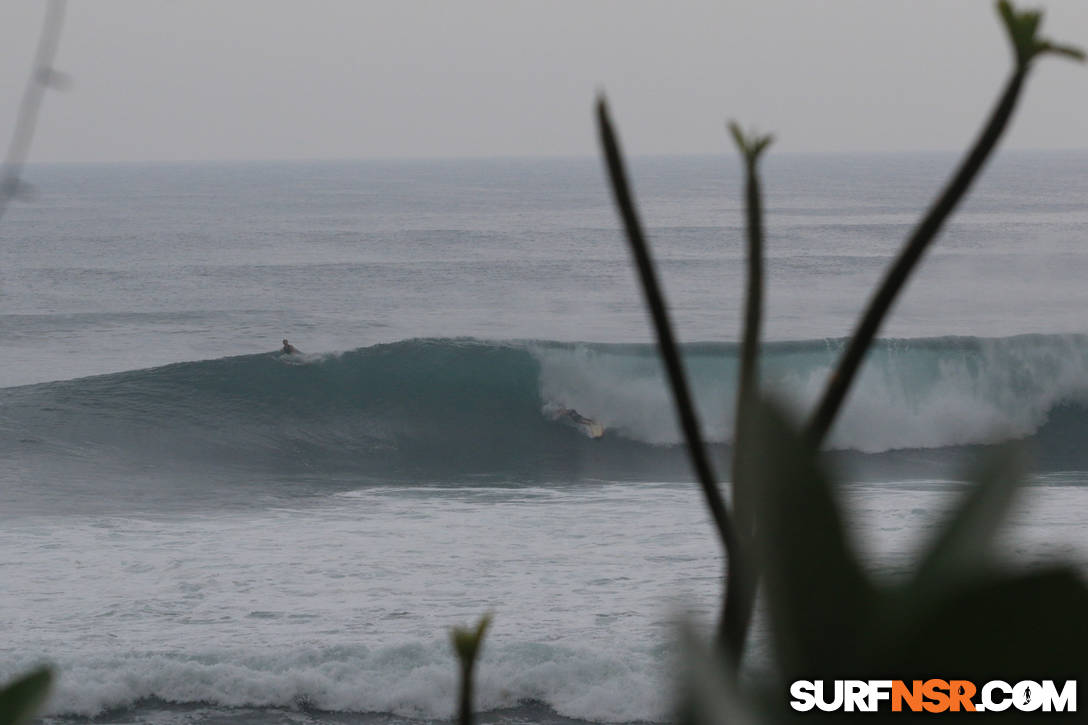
(2, 1, 1086, 163)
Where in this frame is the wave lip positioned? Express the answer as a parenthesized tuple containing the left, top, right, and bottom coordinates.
(2, 334, 1087, 483)
(538, 333, 1088, 455)
(772, 333, 1088, 453)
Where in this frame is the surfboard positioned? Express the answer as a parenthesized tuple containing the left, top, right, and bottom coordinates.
(581, 421, 605, 439)
(276, 350, 311, 366)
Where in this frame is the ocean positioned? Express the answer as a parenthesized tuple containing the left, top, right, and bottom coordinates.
(1, 152, 1087, 724)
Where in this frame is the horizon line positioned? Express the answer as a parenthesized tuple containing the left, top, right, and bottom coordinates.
(21, 146, 1088, 167)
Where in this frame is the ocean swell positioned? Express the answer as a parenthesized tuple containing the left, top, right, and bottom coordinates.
(1, 334, 1087, 481)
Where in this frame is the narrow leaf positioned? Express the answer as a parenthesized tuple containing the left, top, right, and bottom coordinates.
(1042, 42, 1087, 62)
(912, 445, 1024, 596)
(743, 397, 875, 676)
(450, 612, 492, 667)
(727, 121, 774, 167)
(0, 667, 53, 725)
(450, 614, 492, 725)
(891, 567, 1088, 680)
(0, 0, 67, 224)
(997, 0, 1084, 68)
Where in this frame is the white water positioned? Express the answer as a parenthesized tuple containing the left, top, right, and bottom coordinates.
(533, 335, 1088, 452)
(4, 480, 1088, 721)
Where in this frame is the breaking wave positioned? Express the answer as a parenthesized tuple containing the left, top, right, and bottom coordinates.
(8, 640, 666, 723)
(2, 334, 1087, 481)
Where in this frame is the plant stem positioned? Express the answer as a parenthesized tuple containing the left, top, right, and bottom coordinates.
(0, 0, 67, 223)
(596, 96, 741, 660)
(725, 148, 766, 663)
(457, 661, 474, 725)
(450, 614, 490, 725)
(806, 68, 1026, 447)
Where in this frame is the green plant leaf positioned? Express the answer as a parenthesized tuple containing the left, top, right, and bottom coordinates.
(450, 613, 492, 668)
(742, 397, 875, 676)
(451, 614, 492, 725)
(997, 0, 1085, 68)
(1040, 41, 1087, 62)
(911, 445, 1024, 598)
(890, 567, 1088, 680)
(0, 667, 53, 725)
(727, 121, 773, 167)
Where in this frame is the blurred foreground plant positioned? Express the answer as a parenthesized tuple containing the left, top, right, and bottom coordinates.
(0, 2, 67, 721)
(0, 668, 52, 725)
(451, 613, 492, 725)
(598, 1, 1085, 722)
(0, 0, 67, 224)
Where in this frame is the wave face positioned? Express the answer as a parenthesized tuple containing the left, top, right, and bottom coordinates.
(2, 335, 1088, 483)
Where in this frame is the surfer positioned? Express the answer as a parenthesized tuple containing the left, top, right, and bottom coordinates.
(565, 408, 594, 426)
(543, 404, 604, 437)
(549, 406, 604, 438)
(281, 338, 299, 354)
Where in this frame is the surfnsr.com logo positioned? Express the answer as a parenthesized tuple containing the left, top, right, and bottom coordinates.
(790, 680, 1076, 713)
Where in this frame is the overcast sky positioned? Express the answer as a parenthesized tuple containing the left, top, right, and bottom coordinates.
(2, 0, 1086, 163)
